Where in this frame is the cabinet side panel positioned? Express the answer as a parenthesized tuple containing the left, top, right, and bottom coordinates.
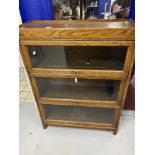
(115, 49, 135, 132)
(19, 43, 46, 125)
(123, 45, 135, 73)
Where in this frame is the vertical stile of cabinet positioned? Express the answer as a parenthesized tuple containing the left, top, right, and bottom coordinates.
(19, 20, 135, 134)
(19, 44, 47, 128)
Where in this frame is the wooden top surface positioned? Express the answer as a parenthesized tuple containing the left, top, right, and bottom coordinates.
(19, 20, 135, 41)
(20, 20, 134, 29)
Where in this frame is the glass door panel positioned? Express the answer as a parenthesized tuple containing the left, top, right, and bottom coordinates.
(36, 77, 120, 102)
(44, 105, 115, 124)
(27, 46, 127, 70)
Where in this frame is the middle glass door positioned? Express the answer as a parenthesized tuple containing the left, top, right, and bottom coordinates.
(36, 77, 121, 102)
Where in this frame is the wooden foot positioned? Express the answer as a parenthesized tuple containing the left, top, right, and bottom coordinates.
(43, 124, 47, 129)
(113, 129, 117, 135)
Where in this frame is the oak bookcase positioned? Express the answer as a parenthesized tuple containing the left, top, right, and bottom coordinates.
(19, 20, 135, 135)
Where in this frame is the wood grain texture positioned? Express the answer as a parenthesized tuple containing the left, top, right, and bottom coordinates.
(20, 29, 134, 41)
(43, 104, 116, 129)
(46, 120, 115, 130)
(20, 45, 32, 71)
(20, 40, 134, 46)
(19, 19, 132, 28)
(19, 20, 135, 134)
(31, 68, 127, 80)
(117, 79, 127, 103)
(20, 45, 47, 122)
(19, 19, 129, 29)
(123, 45, 135, 73)
(19, 20, 135, 41)
(115, 51, 135, 132)
(19, 44, 47, 127)
(112, 108, 120, 126)
(39, 98, 120, 108)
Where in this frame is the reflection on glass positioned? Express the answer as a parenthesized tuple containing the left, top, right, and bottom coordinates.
(44, 105, 115, 124)
(28, 46, 127, 70)
(36, 77, 120, 101)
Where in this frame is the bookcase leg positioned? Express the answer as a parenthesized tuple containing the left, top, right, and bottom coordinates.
(113, 129, 117, 135)
(43, 123, 47, 129)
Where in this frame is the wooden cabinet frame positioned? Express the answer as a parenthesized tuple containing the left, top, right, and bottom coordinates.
(19, 20, 135, 134)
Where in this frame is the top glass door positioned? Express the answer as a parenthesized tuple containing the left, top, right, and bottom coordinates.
(27, 45, 127, 70)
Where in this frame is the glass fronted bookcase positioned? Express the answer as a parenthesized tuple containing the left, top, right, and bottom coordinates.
(19, 20, 135, 134)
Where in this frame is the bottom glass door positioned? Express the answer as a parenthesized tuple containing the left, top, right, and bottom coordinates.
(43, 105, 115, 125)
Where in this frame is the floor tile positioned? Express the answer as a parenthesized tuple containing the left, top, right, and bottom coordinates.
(19, 67, 34, 103)
(19, 76, 23, 80)
(20, 81, 28, 86)
(23, 85, 31, 92)
(20, 92, 30, 99)
(27, 93, 33, 99)
(19, 85, 25, 91)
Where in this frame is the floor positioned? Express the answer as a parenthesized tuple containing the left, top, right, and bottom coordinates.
(19, 67, 33, 103)
(19, 67, 135, 155)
